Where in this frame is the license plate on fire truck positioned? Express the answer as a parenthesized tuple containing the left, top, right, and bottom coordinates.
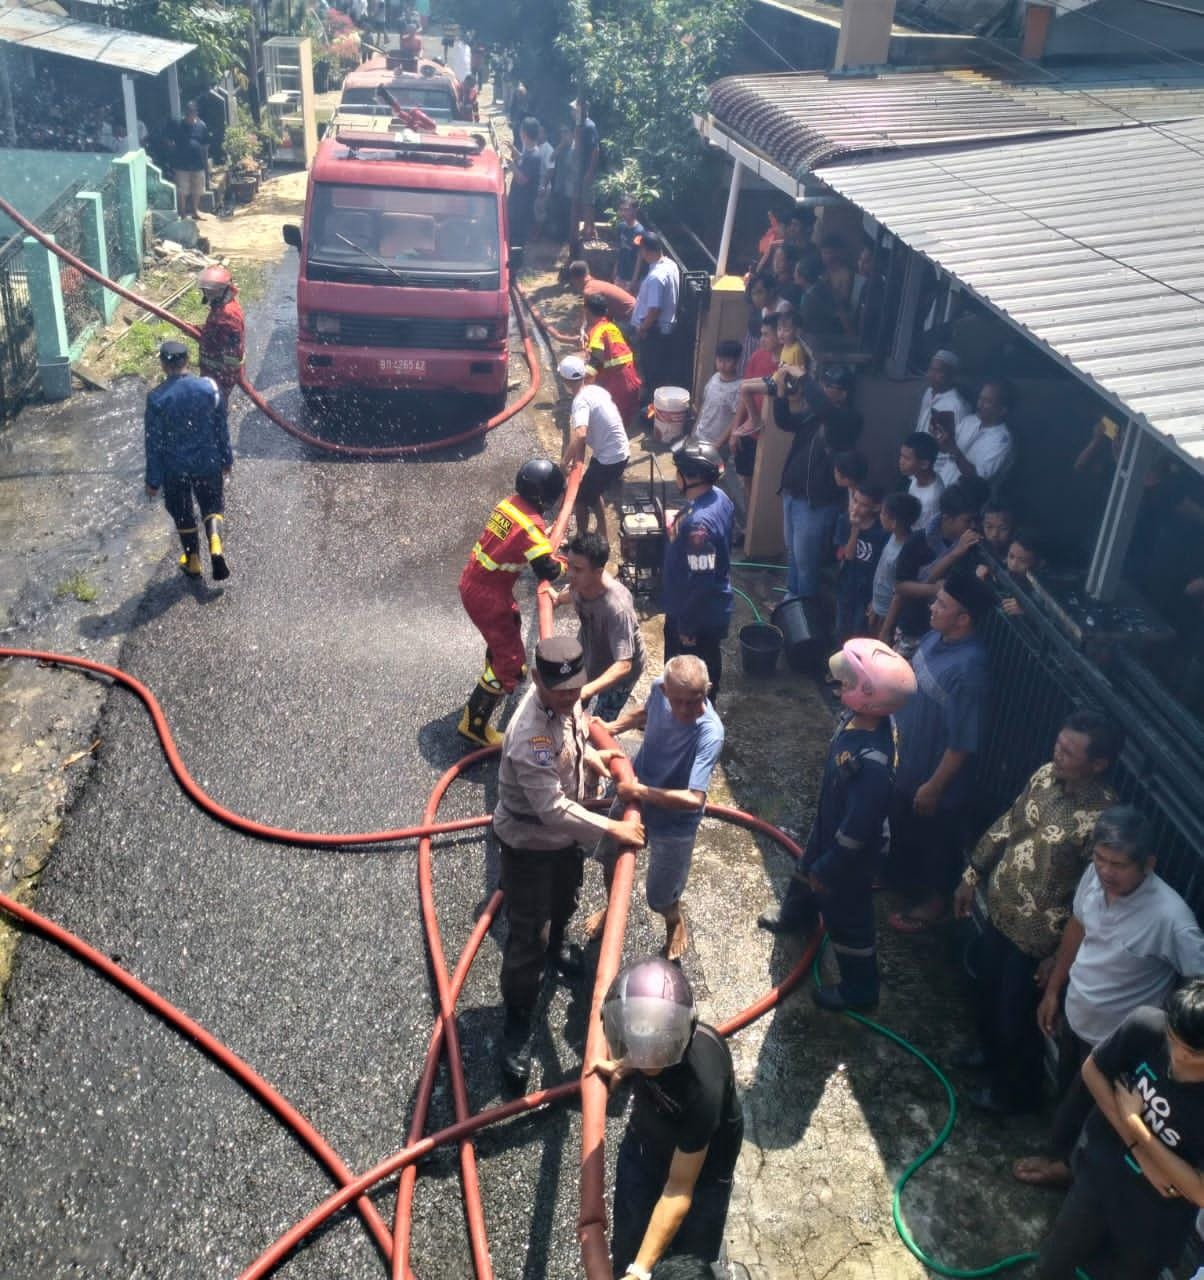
(378, 358, 427, 376)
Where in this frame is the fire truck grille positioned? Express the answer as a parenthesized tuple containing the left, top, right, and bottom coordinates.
(332, 316, 493, 348)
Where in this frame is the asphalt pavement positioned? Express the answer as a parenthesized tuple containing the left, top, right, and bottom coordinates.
(0, 258, 641, 1278)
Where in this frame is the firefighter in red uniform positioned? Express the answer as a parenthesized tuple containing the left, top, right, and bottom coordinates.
(458, 458, 567, 747)
(197, 265, 245, 403)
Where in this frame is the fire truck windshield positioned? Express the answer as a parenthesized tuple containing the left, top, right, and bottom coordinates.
(339, 85, 456, 120)
(308, 186, 500, 280)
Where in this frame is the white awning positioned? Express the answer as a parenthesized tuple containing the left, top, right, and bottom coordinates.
(0, 7, 195, 76)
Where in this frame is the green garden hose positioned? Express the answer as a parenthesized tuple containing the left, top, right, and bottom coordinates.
(732, 586, 764, 624)
(810, 940, 1091, 1279)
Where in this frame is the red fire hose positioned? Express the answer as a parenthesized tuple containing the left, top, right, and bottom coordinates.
(0, 194, 822, 1279)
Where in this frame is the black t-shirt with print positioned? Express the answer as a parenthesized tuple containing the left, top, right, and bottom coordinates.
(629, 1024, 744, 1181)
(1075, 1005, 1204, 1261)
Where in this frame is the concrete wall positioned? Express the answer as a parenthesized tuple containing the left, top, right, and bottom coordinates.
(0, 151, 114, 241)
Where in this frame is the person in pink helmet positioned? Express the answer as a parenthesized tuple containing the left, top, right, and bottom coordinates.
(758, 638, 916, 1010)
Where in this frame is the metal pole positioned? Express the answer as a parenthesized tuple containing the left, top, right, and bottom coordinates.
(714, 157, 744, 280)
(885, 246, 922, 379)
(1086, 418, 1155, 602)
(167, 64, 182, 120)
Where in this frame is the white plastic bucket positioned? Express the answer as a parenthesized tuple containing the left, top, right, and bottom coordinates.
(652, 386, 690, 443)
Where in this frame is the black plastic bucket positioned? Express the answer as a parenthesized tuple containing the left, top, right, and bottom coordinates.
(739, 622, 784, 678)
(771, 597, 823, 673)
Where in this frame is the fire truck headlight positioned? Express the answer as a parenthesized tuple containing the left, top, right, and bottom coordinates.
(314, 314, 341, 336)
(465, 324, 490, 341)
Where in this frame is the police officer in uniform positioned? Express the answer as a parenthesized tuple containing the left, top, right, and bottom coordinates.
(197, 265, 246, 404)
(144, 340, 233, 581)
(493, 635, 645, 1087)
(758, 638, 916, 1010)
(457, 459, 566, 747)
(591, 956, 743, 1278)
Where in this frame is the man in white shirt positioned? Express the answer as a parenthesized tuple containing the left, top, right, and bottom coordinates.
(558, 355, 630, 536)
(916, 349, 971, 481)
(933, 379, 1015, 493)
(631, 231, 680, 404)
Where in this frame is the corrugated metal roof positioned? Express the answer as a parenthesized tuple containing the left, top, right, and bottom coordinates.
(0, 7, 194, 75)
(706, 67, 1204, 172)
(814, 119, 1204, 462)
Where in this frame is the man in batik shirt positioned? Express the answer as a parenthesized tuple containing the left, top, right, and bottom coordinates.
(952, 710, 1123, 1114)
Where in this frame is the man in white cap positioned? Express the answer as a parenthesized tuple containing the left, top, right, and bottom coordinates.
(916, 350, 971, 481)
(558, 354, 630, 536)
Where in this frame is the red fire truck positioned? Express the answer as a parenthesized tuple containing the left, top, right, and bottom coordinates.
(283, 114, 509, 409)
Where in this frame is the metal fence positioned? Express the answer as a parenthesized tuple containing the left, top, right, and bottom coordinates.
(98, 168, 135, 281)
(0, 235, 38, 420)
(976, 573, 1204, 918)
(39, 186, 102, 347)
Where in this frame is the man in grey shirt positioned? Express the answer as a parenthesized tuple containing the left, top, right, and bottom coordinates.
(1014, 805, 1204, 1188)
(554, 529, 646, 721)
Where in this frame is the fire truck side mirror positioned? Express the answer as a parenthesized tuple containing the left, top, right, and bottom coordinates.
(283, 224, 302, 251)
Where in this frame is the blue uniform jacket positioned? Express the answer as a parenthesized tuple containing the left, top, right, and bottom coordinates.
(662, 488, 734, 636)
(144, 373, 232, 490)
(804, 711, 896, 887)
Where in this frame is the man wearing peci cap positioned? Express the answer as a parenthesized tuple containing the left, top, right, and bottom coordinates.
(631, 231, 681, 404)
(144, 340, 233, 581)
(916, 350, 971, 481)
(558, 354, 630, 536)
(493, 635, 646, 1087)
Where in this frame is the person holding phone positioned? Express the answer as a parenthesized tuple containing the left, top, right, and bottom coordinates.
(932, 379, 1015, 494)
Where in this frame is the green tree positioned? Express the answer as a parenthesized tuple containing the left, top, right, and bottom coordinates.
(117, 1, 252, 88)
(557, 0, 746, 213)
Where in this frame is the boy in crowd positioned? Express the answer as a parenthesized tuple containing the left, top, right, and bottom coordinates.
(558, 355, 630, 536)
(834, 483, 886, 644)
(833, 450, 869, 514)
(869, 491, 922, 636)
(978, 527, 1045, 619)
(691, 340, 744, 450)
(722, 317, 780, 515)
(615, 195, 645, 292)
(981, 500, 1017, 561)
(776, 308, 809, 372)
(899, 431, 944, 528)
(554, 530, 646, 721)
(885, 484, 981, 631)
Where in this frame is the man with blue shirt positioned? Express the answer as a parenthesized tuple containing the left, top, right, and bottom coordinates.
(632, 230, 680, 402)
(589, 655, 724, 961)
(661, 441, 734, 699)
(144, 340, 233, 581)
(886, 567, 992, 933)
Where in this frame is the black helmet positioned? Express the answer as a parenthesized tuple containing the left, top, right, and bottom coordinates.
(821, 364, 854, 391)
(672, 439, 723, 485)
(515, 458, 565, 509)
(601, 956, 697, 1071)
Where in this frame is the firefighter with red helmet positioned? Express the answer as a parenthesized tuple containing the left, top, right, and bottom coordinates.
(197, 265, 245, 402)
(457, 458, 566, 747)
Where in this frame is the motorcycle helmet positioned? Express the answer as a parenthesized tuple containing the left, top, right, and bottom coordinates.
(601, 956, 697, 1071)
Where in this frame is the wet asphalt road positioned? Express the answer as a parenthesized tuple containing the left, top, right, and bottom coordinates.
(0, 261, 622, 1278)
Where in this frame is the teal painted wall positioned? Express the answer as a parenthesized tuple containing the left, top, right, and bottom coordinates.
(0, 151, 116, 241)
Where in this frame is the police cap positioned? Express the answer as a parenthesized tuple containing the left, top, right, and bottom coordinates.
(534, 635, 588, 689)
(159, 340, 189, 365)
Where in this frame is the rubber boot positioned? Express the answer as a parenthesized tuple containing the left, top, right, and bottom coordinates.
(813, 949, 879, 1013)
(757, 874, 820, 936)
(177, 528, 203, 578)
(500, 1004, 533, 1089)
(458, 683, 503, 747)
(206, 514, 230, 581)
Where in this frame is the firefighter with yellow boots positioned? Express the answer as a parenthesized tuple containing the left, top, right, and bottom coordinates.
(457, 459, 567, 746)
(197, 265, 245, 403)
(144, 340, 232, 581)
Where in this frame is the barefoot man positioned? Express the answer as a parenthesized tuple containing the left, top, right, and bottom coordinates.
(590, 655, 723, 960)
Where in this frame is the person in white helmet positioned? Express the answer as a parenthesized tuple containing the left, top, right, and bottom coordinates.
(590, 956, 742, 1279)
(758, 637, 916, 1010)
(557, 354, 629, 535)
(196, 265, 244, 404)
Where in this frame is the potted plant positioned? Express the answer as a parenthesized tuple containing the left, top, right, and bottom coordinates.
(223, 121, 261, 203)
